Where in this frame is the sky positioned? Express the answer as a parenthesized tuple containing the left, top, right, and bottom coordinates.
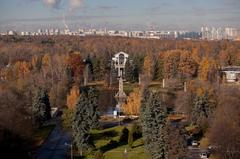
(0, 0, 239, 31)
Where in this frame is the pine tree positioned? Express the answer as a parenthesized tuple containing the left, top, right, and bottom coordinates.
(72, 92, 89, 156)
(65, 66, 73, 91)
(140, 90, 168, 159)
(131, 56, 144, 82)
(191, 91, 214, 126)
(87, 87, 99, 128)
(91, 55, 101, 81)
(72, 87, 99, 156)
(32, 88, 51, 127)
(125, 60, 134, 82)
(153, 59, 164, 81)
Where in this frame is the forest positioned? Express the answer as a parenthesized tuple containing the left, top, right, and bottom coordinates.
(0, 35, 240, 159)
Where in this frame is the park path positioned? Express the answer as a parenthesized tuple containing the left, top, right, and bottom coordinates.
(36, 119, 71, 159)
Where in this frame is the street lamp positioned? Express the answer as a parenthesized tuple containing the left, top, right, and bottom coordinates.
(65, 142, 73, 159)
(123, 148, 128, 159)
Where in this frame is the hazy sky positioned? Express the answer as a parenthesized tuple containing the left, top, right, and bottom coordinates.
(0, 0, 239, 31)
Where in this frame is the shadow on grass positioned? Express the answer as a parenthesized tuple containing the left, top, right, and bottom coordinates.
(92, 130, 118, 140)
(99, 140, 127, 153)
(132, 143, 144, 149)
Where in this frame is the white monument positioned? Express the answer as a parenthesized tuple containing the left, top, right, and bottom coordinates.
(112, 52, 129, 115)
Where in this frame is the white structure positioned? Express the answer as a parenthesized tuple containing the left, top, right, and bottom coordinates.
(221, 66, 240, 83)
(7, 30, 17, 35)
(112, 52, 129, 114)
(201, 26, 239, 40)
(112, 52, 129, 77)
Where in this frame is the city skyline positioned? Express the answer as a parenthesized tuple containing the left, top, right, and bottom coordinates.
(0, 0, 240, 31)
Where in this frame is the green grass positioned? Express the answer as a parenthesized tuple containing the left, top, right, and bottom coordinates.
(104, 139, 150, 159)
(81, 124, 150, 159)
(123, 83, 139, 94)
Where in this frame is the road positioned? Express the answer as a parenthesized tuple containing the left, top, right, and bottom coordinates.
(36, 120, 71, 159)
(187, 146, 209, 159)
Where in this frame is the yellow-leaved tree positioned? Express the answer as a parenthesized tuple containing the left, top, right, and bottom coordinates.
(198, 57, 218, 82)
(143, 54, 153, 78)
(66, 85, 80, 109)
(14, 61, 31, 79)
(123, 88, 141, 115)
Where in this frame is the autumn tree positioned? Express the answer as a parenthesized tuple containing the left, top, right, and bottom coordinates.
(208, 87, 240, 159)
(14, 61, 31, 79)
(66, 52, 85, 85)
(175, 91, 193, 115)
(166, 122, 186, 159)
(49, 81, 68, 108)
(41, 54, 52, 82)
(198, 57, 218, 82)
(31, 54, 42, 71)
(143, 54, 153, 79)
(178, 50, 198, 80)
(123, 88, 141, 115)
(0, 86, 33, 159)
(66, 85, 80, 109)
(163, 50, 181, 79)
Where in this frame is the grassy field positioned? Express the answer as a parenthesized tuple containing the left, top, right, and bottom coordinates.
(80, 124, 150, 159)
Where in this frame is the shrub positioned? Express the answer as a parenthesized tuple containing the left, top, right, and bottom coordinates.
(119, 127, 129, 143)
(131, 122, 142, 140)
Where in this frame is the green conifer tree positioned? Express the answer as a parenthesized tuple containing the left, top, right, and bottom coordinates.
(72, 87, 99, 156)
(32, 88, 51, 127)
(125, 60, 134, 82)
(140, 90, 168, 159)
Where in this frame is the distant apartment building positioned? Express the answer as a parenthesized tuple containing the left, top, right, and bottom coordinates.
(221, 66, 240, 83)
(130, 31, 144, 38)
(20, 31, 31, 36)
(225, 27, 238, 39)
(177, 31, 201, 39)
(201, 26, 239, 40)
(55, 29, 60, 35)
(159, 31, 175, 39)
(96, 29, 106, 36)
(7, 30, 17, 35)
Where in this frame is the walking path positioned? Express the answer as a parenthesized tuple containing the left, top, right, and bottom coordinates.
(36, 119, 71, 159)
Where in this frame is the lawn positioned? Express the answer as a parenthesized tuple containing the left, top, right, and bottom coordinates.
(82, 124, 150, 159)
(123, 83, 139, 94)
(103, 138, 150, 159)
